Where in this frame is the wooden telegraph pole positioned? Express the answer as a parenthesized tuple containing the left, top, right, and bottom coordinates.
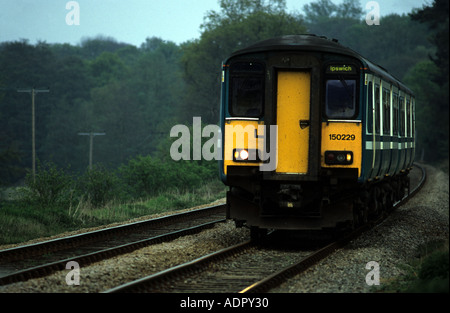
(17, 87, 50, 182)
(78, 132, 106, 170)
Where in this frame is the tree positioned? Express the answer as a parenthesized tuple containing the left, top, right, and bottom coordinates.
(403, 61, 443, 162)
(0, 41, 56, 178)
(303, 0, 363, 24)
(303, 0, 338, 23)
(0, 141, 24, 185)
(409, 0, 449, 162)
(336, 0, 364, 19)
(80, 36, 131, 59)
(300, 0, 433, 81)
(410, 0, 448, 96)
(202, 0, 287, 29)
(89, 52, 127, 86)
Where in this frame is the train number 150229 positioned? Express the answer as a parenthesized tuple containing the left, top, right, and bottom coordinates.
(329, 134, 356, 141)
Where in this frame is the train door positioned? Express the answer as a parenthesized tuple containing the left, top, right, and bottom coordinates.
(397, 92, 406, 171)
(369, 76, 382, 178)
(380, 80, 391, 176)
(275, 70, 311, 174)
(365, 74, 375, 179)
(388, 86, 399, 176)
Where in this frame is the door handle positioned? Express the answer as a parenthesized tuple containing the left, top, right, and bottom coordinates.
(299, 120, 310, 129)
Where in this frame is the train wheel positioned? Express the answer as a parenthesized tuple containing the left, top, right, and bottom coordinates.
(385, 186, 395, 212)
(381, 183, 394, 213)
(406, 176, 411, 196)
(353, 198, 368, 228)
(397, 176, 407, 200)
(368, 187, 380, 218)
(361, 203, 369, 225)
(391, 180, 400, 202)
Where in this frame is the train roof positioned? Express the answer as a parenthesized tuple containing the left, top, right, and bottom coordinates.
(231, 34, 355, 57)
(229, 34, 413, 94)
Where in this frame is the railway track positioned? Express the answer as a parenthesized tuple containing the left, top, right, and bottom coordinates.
(105, 164, 426, 293)
(0, 164, 426, 293)
(0, 204, 226, 286)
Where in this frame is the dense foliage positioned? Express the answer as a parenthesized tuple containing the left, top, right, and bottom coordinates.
(0, 0, 448, 187)
(21, 157, 218, 209)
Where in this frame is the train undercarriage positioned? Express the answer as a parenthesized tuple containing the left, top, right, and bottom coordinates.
(226, 170, 411, 240)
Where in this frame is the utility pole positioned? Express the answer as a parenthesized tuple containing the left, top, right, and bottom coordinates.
(78, 132, 106, 170)
(17, 87, 50, 182)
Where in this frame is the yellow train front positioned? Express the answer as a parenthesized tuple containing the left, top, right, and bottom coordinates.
(219, 35, 415, 236)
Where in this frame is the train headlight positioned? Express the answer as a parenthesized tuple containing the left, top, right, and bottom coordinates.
(325, 151, 353, 165)
(240, 149, 249, 160)
(233, 149, 260, 162)
(336, 154, 345, 162)
(346, 153, 352, 162)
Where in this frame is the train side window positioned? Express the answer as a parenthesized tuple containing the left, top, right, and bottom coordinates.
(382, 88, 390, 135)
(399, 96, 405, 136)
(411, 99, 416, 138)
(375, 84, 380, 134)
(367, 82, 373, 133)
(393, 93, 399, 136)
(325, 78, 356, 118)
(229, 62, 264, 117)
(412, 99, 415, 137)
(406, 99, 411, 137)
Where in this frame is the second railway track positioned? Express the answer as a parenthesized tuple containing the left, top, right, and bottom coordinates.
(0, 204, 226, 286)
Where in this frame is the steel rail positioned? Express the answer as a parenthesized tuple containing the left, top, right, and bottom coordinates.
(401, 163, 426, 203)
(240, 163, 427, 293)
(0, 219, 225, 286)
(105, 241, 253, 293)
(0, 204, 226, 286)
(0, 204, 226, 263)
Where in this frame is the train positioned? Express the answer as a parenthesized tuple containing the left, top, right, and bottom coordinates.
(218, 35, 415, 239)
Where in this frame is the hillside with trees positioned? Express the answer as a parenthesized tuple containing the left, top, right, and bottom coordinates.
(1, 0, 448, 188)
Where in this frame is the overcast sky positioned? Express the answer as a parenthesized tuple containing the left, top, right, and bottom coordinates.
(0, 0, 429, 47)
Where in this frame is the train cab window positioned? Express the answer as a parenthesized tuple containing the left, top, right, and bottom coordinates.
(229, 62, 264, 117)
(325, 78, 356, 118)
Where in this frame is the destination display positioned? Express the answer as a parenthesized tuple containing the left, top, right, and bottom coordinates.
(326, 64, 357, 74)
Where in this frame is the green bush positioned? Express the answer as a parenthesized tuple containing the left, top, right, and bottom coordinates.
(24, 160, 75, 208)
(119, 155, 168, 197)
(119, 155, 218, 198)
(408, 245, 449, 293)
(77, 165, 123, 207)
(419, 250, 449, 280)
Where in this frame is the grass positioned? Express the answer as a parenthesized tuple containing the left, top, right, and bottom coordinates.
(0, 180, 227, 246)
(372, 240, 449, 293)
